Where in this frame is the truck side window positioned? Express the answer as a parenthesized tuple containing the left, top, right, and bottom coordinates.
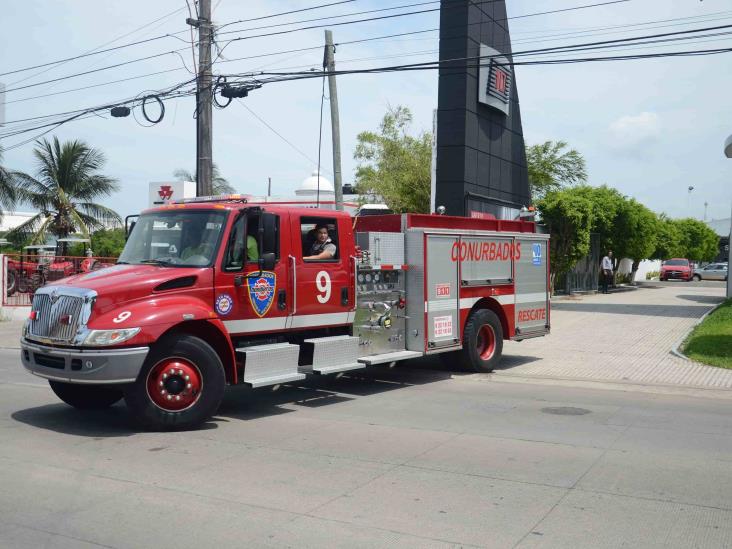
(301, 217, 338, 261)
(223, 216, 246, 271)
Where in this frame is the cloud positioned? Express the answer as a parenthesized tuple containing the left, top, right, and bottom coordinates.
(608, 112, 661, 149)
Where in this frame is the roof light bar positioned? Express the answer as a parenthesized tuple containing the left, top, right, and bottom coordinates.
(172, 194, 250, 205)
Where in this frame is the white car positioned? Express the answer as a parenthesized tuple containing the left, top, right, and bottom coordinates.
(692, 262, 728, 281)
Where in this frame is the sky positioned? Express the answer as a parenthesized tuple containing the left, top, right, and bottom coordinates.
(1, 0, 731, 223)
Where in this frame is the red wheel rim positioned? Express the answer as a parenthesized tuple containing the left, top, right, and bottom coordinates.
(146, 358, 202, 412)
(476, 325, 496, 361)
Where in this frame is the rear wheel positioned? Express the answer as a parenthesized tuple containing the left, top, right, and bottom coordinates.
(124, 334, 225, 431)
(6, 269, 17, 296)
(460, 309, 504, 373)
(49, 381, 123, 409)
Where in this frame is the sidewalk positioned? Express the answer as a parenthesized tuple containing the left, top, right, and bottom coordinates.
(497, 283, 732, 390)
(0, 319, 22, 349)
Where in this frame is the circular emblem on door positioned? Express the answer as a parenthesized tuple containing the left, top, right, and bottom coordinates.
(215, 294, 233, 316)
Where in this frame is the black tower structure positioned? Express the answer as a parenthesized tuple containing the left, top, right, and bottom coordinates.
(435, 0, 530, 218)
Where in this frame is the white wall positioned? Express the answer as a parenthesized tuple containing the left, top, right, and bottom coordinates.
(0, 212, 35, 232)
(618, 258, 662, 280)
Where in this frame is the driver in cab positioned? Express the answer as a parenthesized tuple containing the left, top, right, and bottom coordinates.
(304, 224, 336, 260)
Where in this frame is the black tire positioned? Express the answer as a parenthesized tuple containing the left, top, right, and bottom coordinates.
(124, 334, 225, 431)
(6, 269, 17, 296)
(460, 309, 504, 373)
(692, 274, 701, 281)
(49, 380, 123, 409)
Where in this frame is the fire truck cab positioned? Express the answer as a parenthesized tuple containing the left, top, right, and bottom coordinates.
(21, 197, 549, 430)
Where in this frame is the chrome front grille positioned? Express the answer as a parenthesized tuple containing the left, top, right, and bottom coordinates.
(29, 293, 85, 342)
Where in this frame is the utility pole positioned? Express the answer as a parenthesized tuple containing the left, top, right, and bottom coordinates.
(195, 0, 213, 196)
(324, 30, 343, 211)
(268, 177, 272, 197)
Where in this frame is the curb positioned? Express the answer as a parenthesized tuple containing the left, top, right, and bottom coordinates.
(671, 300, 727, 361)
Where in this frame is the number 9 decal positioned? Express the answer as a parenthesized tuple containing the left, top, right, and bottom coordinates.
(316, 271, 331, 304)
(112, 311, 132, 324)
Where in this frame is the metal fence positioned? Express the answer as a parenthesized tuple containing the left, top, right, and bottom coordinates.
(554, 233, 601, 294)
(2, 254, 117, 306)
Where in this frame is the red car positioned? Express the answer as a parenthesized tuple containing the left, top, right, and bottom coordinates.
(660, 258, 693, 281)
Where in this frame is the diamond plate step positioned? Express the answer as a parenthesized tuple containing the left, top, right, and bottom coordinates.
(237, 343, 305, 387)
(357, 350, 423, 365)
(301, 335, 361, 375)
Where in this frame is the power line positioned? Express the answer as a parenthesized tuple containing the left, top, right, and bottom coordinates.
(217, 0, 358, 31)
(222, 22, 732, 81)
(2, 48, 192, 94)
(1, 0, 634, 98)
(236, 100, 332, 174)
(214, 0, 631, 45)
(0, 7, 189, 79)
(3, 68, 186, 106)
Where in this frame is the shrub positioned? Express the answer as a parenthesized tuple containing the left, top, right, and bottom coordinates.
(646, 270, 660, 280)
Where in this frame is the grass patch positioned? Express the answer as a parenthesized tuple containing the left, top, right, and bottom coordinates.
(682, 299, 732, 369)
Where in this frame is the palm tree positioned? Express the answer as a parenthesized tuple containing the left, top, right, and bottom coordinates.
(9, 137, 121, 244)
(0, 146, 18, 222)
(173, 163, 236, 195)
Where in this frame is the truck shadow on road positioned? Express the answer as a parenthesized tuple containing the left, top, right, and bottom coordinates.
(551, 302, 717, 318)
(11, 356, 542, 436)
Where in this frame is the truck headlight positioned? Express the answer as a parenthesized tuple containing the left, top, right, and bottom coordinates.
(84, 328, 141, 346)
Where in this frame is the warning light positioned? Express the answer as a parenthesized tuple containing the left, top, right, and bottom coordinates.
(29, 311, 38, 321)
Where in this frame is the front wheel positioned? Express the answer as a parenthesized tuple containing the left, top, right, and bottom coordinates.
(460, 309, 504, 373)
(692, 274, 701, 281)
(124, 334, 225, 431)
(49, 381, 123, 409)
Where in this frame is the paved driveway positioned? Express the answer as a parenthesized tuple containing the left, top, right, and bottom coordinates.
(496, 283, 731, 390)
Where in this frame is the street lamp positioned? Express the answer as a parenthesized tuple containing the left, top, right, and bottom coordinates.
(724, 134, 732, 298)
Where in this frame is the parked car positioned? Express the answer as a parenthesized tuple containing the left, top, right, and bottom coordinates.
(692, 262, 728, 281)
(659, 258, 693, 281)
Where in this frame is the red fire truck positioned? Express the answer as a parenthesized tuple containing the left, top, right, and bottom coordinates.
(21, 196, 550, 430)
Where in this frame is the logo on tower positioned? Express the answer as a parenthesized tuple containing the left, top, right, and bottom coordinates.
(478, 44, 512, 115)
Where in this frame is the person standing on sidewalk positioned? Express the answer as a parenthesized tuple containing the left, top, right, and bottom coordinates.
(601, 250, 614, 294)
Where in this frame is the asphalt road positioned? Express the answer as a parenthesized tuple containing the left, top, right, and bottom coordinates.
(2, 347, 732, 548)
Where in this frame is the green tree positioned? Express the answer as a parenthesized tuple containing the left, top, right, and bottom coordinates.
(613, 199, 659, 282)
(0, 146, 19, 222)
(174, 163, 236, 195)
(91, 228, 126, 257)
(652, 215, 685, 260)
(676, 218, 719, 262)
(9, 137, 121, 245)
(354, 106, 432, 213)
(572, 185, 625, 264)
(526, 140, 587, 200)
(536, 188, 594, 294)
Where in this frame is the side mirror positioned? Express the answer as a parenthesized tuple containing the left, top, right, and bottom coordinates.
(259, 252, 275, 271)
(259, 213, 277, 254)
(125, 214, 139, 241)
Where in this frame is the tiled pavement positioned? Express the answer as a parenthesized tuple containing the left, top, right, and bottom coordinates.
(497, 284, 732, 389)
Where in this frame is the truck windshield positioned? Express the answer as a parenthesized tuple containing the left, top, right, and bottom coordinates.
(118, 210, 227, 267)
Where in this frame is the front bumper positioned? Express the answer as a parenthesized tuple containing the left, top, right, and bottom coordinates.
(661, 271, 690, 280)
(21, 338, 149, 384)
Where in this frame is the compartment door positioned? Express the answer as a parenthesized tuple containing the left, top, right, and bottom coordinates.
(425, 235, 460, 349)
(514, 238, 550, 336)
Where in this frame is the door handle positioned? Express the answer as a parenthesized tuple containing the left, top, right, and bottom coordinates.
(278, 289, 287, 310)
(341, 286, 349, 306)
(234, 275, 244, 287)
